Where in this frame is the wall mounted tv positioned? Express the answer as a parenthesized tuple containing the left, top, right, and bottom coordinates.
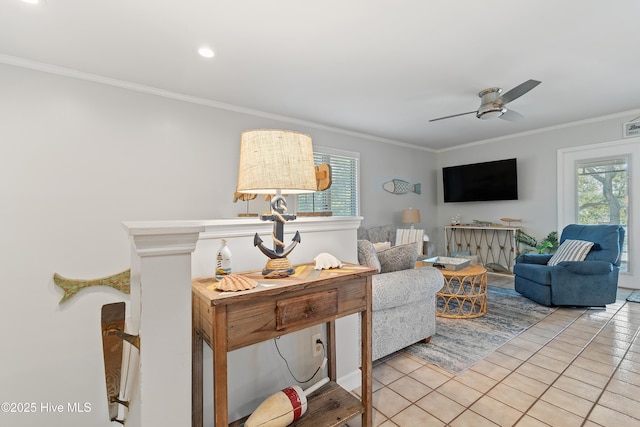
(443, 158, 518, 203)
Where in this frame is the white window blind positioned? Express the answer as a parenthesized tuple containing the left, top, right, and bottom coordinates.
(297, 149, 359, 216)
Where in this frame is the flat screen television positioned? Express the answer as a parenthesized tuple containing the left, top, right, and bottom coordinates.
(443, 158, 518, 203)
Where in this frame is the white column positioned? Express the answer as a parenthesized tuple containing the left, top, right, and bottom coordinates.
(122, 221, 205, 427)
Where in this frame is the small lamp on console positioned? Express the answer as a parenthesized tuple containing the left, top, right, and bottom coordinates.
(236, 129, 317, 276)
(401, 208, 421, 229)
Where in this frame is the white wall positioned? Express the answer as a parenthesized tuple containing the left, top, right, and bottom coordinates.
(359, 142, 439, 240)
(0, 62, 436, 426)
(436, 112, 640, 286)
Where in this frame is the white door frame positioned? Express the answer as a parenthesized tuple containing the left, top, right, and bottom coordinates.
(558, 137, 639, 289)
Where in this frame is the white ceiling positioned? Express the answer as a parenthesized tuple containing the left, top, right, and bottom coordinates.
(2, 1, 639, 151)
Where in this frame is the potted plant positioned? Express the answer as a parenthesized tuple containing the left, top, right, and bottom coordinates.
(515, 230, 559, 254)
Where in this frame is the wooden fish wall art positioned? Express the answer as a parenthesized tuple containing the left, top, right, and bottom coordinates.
(314, 164, 332, 191)
(232, 191, 258, 203)
(501, 217, 523, 226)
(382, 179, 421, 195)
(54, 269, 131, 304)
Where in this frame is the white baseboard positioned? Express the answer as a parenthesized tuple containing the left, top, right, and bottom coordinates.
(337, 369, 362, 392)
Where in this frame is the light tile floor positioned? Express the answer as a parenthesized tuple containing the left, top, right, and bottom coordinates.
(350, 278, 640, 426)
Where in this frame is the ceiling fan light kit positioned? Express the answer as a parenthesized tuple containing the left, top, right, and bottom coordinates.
(476, 87, 506, 119)
(430, 79, 541, 122)
(477, 109, 506, 120)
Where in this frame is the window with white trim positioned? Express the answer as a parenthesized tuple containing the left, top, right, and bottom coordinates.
(297, 148, 359, 216)
(576, 156, 629, 272)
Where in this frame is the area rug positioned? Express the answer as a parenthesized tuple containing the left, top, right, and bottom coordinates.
(405, 286, 556, 375)
(627, 290, 640, 303)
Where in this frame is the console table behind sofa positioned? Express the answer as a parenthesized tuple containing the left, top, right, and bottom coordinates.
(444, 225, 521, 273)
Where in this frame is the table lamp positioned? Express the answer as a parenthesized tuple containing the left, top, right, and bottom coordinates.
(236, 129, 317, 276)
(401, 208, 421, 229)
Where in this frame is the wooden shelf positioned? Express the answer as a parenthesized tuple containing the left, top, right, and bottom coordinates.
(230, 381, 363, 427)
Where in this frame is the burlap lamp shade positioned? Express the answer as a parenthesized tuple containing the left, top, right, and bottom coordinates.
(401, 208, 421, 225)
(236, 129, 316, 195)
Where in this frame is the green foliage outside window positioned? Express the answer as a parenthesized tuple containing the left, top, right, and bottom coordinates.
(577, 159, 628, 226)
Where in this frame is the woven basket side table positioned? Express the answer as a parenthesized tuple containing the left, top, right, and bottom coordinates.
(436, 264, 487, 319)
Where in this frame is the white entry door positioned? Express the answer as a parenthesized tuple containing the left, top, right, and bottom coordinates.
(558, 137, 640, 289)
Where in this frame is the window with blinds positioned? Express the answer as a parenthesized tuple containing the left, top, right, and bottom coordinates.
(297, 149, 359, 216)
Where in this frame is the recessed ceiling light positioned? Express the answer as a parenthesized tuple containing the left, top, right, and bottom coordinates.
(21, 0, 43, 4)
(198, 47, 215, 59)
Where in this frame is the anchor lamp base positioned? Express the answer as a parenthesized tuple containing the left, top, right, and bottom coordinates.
(262, 257, 295, 277)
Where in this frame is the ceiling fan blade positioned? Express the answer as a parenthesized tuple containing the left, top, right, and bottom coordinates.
(498, 79, 541, 104)
(500, 109, 525, 122)
(429, 111, 477, 122)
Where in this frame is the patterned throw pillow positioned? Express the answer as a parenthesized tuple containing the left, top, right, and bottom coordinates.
(373, 241, 391, 252)
(547, 239, 594, 266)
(377, 242, 419, 273)
(357, 240, 381, 273)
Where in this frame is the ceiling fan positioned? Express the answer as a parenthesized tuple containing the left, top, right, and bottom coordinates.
(429, 79, 541, 122)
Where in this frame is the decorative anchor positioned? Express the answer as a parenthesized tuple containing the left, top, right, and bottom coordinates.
(254, 190, 301, 276)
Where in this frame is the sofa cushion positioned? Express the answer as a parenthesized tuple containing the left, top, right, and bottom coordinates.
(372, 267, 443, 311)
(363, 225, 395, 244)
(548, 239, 594, 266)
(357, 240, 381, 273)
(377, 242, 419, 273)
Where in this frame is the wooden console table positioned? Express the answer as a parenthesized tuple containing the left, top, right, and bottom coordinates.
(444, 225, 521, 273)
(191, 263, 376, 427)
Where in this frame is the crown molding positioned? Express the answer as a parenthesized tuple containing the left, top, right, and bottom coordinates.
(0, 54, 434, 153)
(436, 108, 640, 153)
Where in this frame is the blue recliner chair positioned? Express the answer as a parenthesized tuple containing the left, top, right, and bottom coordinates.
(514, 224, 625, 307)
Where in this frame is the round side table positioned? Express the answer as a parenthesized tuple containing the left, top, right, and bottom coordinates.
(436, 264, 487, 318)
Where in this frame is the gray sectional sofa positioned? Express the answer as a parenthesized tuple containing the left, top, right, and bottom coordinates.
(357, 225, 443, 361)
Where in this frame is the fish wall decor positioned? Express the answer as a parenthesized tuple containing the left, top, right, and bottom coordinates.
(382, 179, 421, 195)
(54, 269, 131, 303)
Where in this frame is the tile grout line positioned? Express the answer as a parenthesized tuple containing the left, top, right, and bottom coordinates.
(505, 302, 634, 426)
(444, 302, 626, 426)
(580, 306, 640, 425)
(417, 303, 574, 426)
(446, 307, 588, 426)
(369, 289, 639, 426)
